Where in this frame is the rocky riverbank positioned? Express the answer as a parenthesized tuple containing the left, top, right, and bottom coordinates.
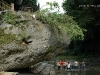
(30, 56, 100, 75)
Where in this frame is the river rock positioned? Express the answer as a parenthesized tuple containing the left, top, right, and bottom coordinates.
(30, 61, 55, 75)
(49, 71, 56, 75)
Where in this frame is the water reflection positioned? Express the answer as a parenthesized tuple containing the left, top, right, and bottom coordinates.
(57, 71, 100, 75)
(66, 71, 85, 75)
(67, 72, 71, 75)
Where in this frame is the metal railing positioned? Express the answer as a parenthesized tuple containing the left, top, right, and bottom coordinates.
(0, 0, 11, 11)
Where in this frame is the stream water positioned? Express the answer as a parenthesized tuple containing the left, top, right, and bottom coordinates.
(56, 71, 100, 75)
(8, 62, 100, 75)
(17, 71, 100, 75)
(9, 68, 100, 75)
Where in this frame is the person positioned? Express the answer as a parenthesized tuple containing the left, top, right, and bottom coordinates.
(74, 61, 78, 70)
(63, 60, 67, 70)
(82, 61, 85, 71)
(60, 60, 65, 70)
(67, 62, 71, 71)
(57, 60, 61, 70)
(79, 62, 82, 70)
(71, 61, 75, 70)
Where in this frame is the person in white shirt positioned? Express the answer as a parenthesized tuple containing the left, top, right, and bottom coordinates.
(67, 62, 71, 71)
(74, 61, 78, 70)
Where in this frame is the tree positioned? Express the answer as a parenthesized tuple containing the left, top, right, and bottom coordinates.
(63, 0, 100, 56)
(3, 0, 38, 11)
(23, 0, 37, 6)
(3, 0, 37, 5)
(36, 1, 84, 43)
(3, 0, 14, 4)
(22, 0, 38, 11)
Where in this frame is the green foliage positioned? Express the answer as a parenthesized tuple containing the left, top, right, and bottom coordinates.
(62, 0, 95, 27)
(37, 2, 84, 41)
(3, 11, 17, 25)
(46, 1, 59, 10)
(54, 55, 80, 60)
(23, 0, 37, 6)
(20, 32, 28, 39)
(3, 0, 14, 4)
(0, 28, 16, 44)
(62, 0, 100, 56)
(3, 0, 37, 7)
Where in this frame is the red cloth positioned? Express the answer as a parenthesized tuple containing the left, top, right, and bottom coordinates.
(59, 61, 65, 66)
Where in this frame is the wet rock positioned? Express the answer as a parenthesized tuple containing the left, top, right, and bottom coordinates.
(31, 61, 55, 75)
(49, 71, 56, 75)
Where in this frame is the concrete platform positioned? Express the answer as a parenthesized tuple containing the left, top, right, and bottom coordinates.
(0, 72, 18, 75)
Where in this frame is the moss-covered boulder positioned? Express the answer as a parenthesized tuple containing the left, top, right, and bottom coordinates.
(0, 11, 70, 71)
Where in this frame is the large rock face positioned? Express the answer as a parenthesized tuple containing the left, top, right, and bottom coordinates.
(0, 12, 70, 71)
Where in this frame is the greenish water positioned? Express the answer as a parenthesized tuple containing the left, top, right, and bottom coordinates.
(14, 70, 100, 75)
(57, 71, 100, 75)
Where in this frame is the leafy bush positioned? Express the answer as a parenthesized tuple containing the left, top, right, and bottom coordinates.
(3, 11, 17, 25)
(20, 32, 28, 39)
(36, 2, 84, 41)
